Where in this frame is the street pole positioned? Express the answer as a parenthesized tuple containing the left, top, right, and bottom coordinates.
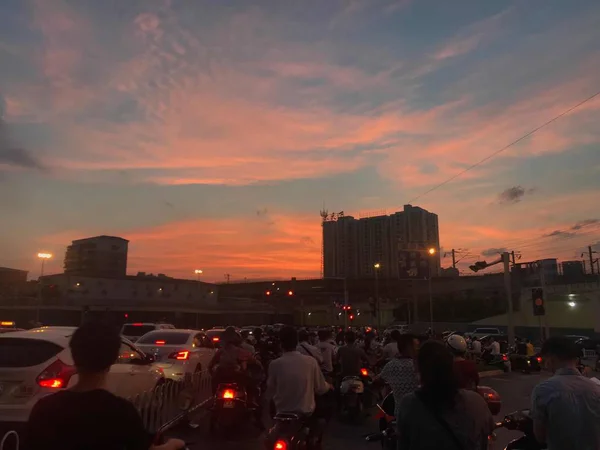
(428, 267, 433, 333)
(451, 249, 456, 269)
(502, 252, 515, 345)
(375, 269, 380, 329)
(343, 277, 349, 329)
(35, 258, 45, 324)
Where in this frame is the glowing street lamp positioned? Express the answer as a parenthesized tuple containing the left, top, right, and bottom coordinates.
(426, 248, 437, 332)
(428, 248, 436, 256)
(194, 269, 203, 281)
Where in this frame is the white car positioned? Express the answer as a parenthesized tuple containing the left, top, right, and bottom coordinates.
(121, 322, 176, 343)
(135, 329, 215, 382)
(0, 327, 163, 425)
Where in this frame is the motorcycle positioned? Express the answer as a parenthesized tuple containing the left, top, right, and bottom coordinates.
(265, 412, 324, 450)
(493, 409, 546, 450)
(481, 350, 512, 372)
(209, 382, 256, 435)
(339, 367, 375, 421)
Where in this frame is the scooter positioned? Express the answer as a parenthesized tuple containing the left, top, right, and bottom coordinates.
(493, 409, 546, 450)
(339, 372, 367, 422)
(209, 383, 255, 435)
(265, 412, 324, 450)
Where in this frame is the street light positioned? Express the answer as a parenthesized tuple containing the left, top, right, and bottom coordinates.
(194, 269, 203, 281)
(374, 263, 381, 329)
(36, 252, 52, 324)
(427, 248, 436, 333)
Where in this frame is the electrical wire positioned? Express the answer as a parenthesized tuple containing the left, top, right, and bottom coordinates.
(406, 89, 600, 204)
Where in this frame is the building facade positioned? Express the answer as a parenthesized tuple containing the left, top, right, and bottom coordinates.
(64, 236, 129, 277)
(323, 205, 440, 279)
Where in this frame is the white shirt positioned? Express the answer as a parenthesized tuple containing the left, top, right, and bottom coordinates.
(297, 342, 323, 365)
(266, 351, 330, 414)
(471, 340, 482, 353)
(382, 342, 399, 360)
(317, 340, 336, 373)
(489, 341, 500, 355)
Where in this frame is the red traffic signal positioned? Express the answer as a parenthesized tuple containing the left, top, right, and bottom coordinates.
(349, 314, 354, 320)
(266, 290, 271, 296)
(288, 290, 294, 296)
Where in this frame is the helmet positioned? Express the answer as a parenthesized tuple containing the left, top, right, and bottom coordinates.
(447, 335, 467, 354)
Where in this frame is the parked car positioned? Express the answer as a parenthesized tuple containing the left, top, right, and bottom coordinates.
(0, 327, 163, 427)
(120, 322, 175, 342)
(135, 329, 215, 382)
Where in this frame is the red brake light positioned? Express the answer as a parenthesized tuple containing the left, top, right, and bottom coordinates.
(132, 323, 143, 326)
(502, 354, 508, 361)
(274, 440, 287, 450)
(537, 356, 542, 363)
(37, 359, 76, 389)
(212, 336, 220, 342)
(222, 389, 235, 399)
(168, 350, 189, 360)
(360, 368, 368, 376)
(155, 340, 166, 345)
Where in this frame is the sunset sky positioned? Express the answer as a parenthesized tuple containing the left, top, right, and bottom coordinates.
(1, 0, 599, 281)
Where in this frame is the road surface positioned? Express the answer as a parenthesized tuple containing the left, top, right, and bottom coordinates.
(170, 371, 590, 450)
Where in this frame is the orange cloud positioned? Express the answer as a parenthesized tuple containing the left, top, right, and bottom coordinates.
(38, 213, 323, 281)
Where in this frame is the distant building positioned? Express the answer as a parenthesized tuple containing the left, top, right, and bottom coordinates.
(64, 236, 129, 277)
(322, 204, 440, 279)
(40, 272, 217, 307)
(0, 267, 28, 285)
(561, 260, 586, 279)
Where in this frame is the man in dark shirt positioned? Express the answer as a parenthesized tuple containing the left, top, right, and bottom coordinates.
(336, 331, 368, 377)
(25, 321, 184, 450)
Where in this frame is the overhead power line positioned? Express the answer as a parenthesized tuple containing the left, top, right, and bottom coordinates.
(407, 89, 600, 204)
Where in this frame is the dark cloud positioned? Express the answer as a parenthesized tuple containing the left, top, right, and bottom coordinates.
(0, 119, 45, 171)
(544, 230, 576, 239)
(0, 147, 45, 170)
(543, 218, 599, 239)
(498, 186, 535, 204)
(481, 247, 507, 257)
(571, 219, 599, 230)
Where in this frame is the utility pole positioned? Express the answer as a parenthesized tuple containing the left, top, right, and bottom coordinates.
(451, 249, 456, 269)
(502, 252, 515, 345)
(589, 246, 596, 275)
(224, 273, 230, 283)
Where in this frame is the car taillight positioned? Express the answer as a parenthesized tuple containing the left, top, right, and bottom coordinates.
(537, 356, 542, 363)
(274, 440, 287, 450)
(37, 359, 76, 389)
(155, 340, 166, 345)
(360, 368, 368, 376)
(168, 350, 190, 360)
(222, 389, 235, 399)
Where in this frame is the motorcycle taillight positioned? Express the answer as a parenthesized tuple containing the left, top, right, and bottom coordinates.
(274, 440, 287, 450)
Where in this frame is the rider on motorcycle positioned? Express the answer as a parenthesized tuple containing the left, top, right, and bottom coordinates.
(337, 330, 369, 378)
(208, 327, 258, 392)
(266, 326, 333, 446)
(447, 335, 479, 390)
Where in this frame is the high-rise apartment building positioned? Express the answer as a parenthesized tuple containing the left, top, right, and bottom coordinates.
(64, 236, 129, 277)
(322, 205, 440, 279)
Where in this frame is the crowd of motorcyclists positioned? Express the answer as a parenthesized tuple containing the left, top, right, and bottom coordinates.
(22, 321, 600, 450)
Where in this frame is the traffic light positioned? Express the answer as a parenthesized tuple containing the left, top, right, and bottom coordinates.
(469, 261, 489, 272)
(287, 290, 294, 296)
(265, 290, 271, 296)
(349, 314, 354, 321)
(532, 288, 545, 316)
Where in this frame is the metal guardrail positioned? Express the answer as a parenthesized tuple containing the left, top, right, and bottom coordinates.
(0, 371, 214, 450)
(129, 370, 213, 434)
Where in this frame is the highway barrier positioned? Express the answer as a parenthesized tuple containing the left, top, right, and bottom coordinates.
(129, 370, 213, 435)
